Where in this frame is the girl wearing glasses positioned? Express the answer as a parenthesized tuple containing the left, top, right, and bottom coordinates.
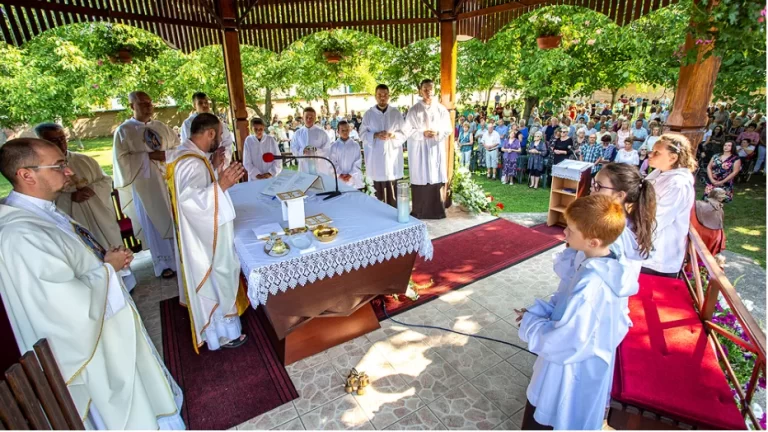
(643, 134, 697, 278)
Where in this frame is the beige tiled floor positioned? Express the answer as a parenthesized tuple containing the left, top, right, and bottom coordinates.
(130, 207, 565, 430)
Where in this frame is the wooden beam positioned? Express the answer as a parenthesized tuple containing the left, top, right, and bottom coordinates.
(419, 0, 440, 17)
(1, 0, 220, 29)
(219, 0, 250, 160)
(440, 0, 457, 204)
(236, 0, 262, 27)
(241, 17, 438, 30)
(456, 0, 551, 20)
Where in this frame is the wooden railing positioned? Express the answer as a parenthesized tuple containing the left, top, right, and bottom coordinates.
(682, 228, 766, 430)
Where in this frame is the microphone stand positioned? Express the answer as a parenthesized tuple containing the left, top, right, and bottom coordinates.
(280, 153, 342, 201)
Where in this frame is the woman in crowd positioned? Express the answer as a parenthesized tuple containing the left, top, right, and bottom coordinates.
(474, 118, 488, 170)
(643, 125, 663, 151)
(458, 121, 474, 169)
(704, 140, 741, 202)
(501, 131, 523, 184)
(528, 131, 548, 189)
(615, 137, 640, 166)
(638, 147, 650, 175)
(616, 120, 632, 146)
(643, 134, 697, 277)
(572, 129, 588, 160)
(690, 187, 728, 259)
(552, 127, 574, 165)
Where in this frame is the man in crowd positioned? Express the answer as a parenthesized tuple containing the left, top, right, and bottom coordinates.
(113, 91, 179, 279)
(291, 107, 333, 175)
(545, 117, 560, 142)
(580, 133, 603, 176)
(360, 84, 406, 206)
(167, 113, 249, 353)
(243, 117, 282, 181)
(0, 138, 184, 429)
(35, 123, 137, 291)
(482, 123, 501, 180)
(180, 92, 234, 169)
(630, 119, 649, 150)
(404, 79, 452, 219)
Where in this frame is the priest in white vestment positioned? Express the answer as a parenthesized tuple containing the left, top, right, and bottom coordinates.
(330, 121, 364, 189)
(243, 118, 282, 181)
(290, 107, 332, 176)
(35, 123, 137, 291)
(180, 92, 234, 169)
(113, 91, 179, 279)
(359, 84, 406, 206)
(0, 138, 184, 430)
(404, 79, 452, 219)
(166, 113, 249, 353)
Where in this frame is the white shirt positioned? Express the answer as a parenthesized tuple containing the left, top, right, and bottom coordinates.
(180, 112, 234, 169)
(324, 128, 336, 142)
(644, 168, 695, 273)
(359, 104, 407, 182)
(290, 124, 332, 175)
(329, 138, 364, 189)
(404, 100, 452, 185)
(243, 134, 282, 180)
(483, 130, 501, 150)
(615, 149, 639, 165)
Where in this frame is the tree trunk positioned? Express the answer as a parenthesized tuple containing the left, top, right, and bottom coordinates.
(523, 96, 539, 122)
(484, 88, 492, 107)
(610, 89, 619, 105)
(264, 87, 272, 122)
(251, 104, 265, 120)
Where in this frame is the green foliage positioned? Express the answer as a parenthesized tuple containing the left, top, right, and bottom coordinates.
(527, 11, 564, 37)
(457, 38, 508, 103)
(377, 38, 440, 97)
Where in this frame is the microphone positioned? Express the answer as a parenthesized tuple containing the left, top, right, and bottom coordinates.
(262, 152, 341, 201)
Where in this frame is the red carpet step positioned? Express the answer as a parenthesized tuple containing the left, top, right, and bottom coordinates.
(161, 299, 298, 430)
(374, 218, 563, 319)
(531, 223, 567, 242)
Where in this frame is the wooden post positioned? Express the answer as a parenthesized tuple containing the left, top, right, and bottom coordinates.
(664, 33, 721, 146)
(439, 0, 457, 203)
(218, 0, 250, 160)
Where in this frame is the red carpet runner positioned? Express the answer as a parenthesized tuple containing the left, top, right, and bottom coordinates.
(531, 223, 567, 242)
(374, 218, 563, 319)
(161, 299, 298, 430)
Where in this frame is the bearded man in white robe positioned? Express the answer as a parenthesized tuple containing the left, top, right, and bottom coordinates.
(36, 123, 137, 291)
(404, 79, 452, 219)
(330, 121, 363, 189)
(360, 83, 406, 206)
(0, 138, 184, 430)
(243, 117, 282, 181)
(291, 107, 332, 176)
(180, 92, 234, 169)
(166, 113, 249, 353)
(113, 91, 179, 279)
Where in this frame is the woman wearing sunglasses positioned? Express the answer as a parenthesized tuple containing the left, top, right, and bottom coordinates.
(642, 134, 697, 278)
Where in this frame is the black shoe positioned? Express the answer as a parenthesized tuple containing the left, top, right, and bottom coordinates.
(222, 334, 248, 349)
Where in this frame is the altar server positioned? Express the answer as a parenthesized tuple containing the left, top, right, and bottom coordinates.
(35, 123, 137, 291)
(180, 92, 234, 169)
(360, 84, 406, 206)
(404, 79, 452, 219)
(291, 107, 332, 175)
(243, 117, 282, 180)
(113, 91, 179, 279)
(330, 120, 363, 189)
(515, 195, 635, 430)
(166, 113, 249, 353)
(0, 138, 184, 430)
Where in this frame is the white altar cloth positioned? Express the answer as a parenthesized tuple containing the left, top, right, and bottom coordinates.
(229, 172, 433, 305)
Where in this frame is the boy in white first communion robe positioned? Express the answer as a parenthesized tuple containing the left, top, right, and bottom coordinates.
(329, 121, 363, 189)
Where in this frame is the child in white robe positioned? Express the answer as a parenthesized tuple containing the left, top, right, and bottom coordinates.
(330, 120, 364, 189)
(515, 195, 637, 430)
(243, 117, 282, 180)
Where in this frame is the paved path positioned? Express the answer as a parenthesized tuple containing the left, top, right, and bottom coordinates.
(721, 250, 766, 329)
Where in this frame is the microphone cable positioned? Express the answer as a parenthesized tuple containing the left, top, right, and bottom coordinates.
(378, 302, 534, 356)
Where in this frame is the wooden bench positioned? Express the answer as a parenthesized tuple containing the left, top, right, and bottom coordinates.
(608, 229, 766, 430)
(0, 339, 84, 430)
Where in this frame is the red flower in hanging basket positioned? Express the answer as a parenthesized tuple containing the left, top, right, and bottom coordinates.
(537, 35, 562, 50)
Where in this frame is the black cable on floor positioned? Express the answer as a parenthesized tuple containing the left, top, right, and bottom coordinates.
(379, 302, 535, 355)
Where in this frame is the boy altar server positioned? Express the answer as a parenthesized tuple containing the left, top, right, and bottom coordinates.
(180, 92, 234, 169)
(291, 107, 332, 175)
(404, 79, 452, 219)
(243, 117, 282, 180)
(0, 138, 184, 429)
(515, 195, 637, 430)
(166, 113, 249, 353)
(113, 91, 179, 279)
(359, 84, 406, 206)
(330, 120, 363, 189)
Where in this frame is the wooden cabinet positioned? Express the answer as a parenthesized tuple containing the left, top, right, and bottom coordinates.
(547, 161, 593, 227)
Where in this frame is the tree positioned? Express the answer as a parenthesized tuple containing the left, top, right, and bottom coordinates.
(457, 38, 508, 106)
(377, 38, 440, 98)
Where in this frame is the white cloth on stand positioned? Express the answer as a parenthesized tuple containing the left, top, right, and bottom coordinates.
(243, 134, 282, 180)
(133, 188, 177, 276)
(329, 138, 363, 189)
(403, 100, 452, 185)
(359, 105, 407, 182)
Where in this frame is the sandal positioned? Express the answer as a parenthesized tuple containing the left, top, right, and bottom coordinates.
(161, 268, 176, 279)
(222, 334, 248, 349)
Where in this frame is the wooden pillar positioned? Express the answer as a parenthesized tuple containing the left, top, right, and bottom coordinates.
(439, 0, 457, 202)
(664, 33, 721, 146)
(218, 0, 250, 160)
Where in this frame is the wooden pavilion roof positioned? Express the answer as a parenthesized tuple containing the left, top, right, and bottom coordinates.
(1, 0, 677, 53)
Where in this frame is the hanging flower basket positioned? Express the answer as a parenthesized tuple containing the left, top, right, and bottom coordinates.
(536, 35, 562, 50)
(323, 51, 343, 63)
(108, 48, 133, 64)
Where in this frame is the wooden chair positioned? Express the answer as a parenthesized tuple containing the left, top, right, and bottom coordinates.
(0, 339, 84, 430)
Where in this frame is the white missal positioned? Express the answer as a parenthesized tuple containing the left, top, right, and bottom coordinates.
(261, 170, 324, 196)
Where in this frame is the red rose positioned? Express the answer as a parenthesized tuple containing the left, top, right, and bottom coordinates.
(496, 202, 504, 210)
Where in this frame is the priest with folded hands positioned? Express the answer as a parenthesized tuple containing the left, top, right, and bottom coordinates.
(330, 120, 364, 189)
(243, 117, 282, 181)
(0, 138, 184, 429)
(166, 113, 249, 353)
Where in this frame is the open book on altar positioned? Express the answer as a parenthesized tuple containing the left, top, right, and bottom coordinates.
(261, 170, 325, 197)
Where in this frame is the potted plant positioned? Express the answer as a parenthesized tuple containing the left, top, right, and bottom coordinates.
(108, 47, 133, 64)
(529, 12, 563, 49)
(451, 167, 505, 216)
(319, 32, 350, 63)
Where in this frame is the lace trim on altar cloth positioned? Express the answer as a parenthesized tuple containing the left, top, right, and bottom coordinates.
(241, 224, 433, 305)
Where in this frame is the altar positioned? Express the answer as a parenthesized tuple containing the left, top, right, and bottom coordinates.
(229, 172, 433, 364)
